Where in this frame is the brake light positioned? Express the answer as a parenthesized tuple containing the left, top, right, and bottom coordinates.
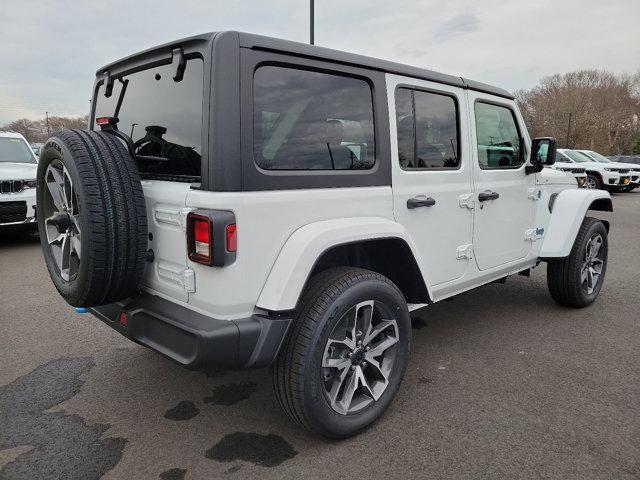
(96, 117, 112, 126)
(118, 311, 129, 327)
(187, 213, 213, 265)
(226, 224, 237, 252)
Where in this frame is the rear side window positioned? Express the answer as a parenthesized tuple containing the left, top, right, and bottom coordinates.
(253, 66, 375, 170)
(474, 102, 523, 169)
(94, 58, 204, 180)
(395, 88, 459, 169)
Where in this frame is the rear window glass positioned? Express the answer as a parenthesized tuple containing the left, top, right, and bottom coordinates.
(94, 58, 204, 180)
(253, 66, 375, 170)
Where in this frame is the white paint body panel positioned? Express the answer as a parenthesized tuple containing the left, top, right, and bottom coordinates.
(385, 75, 473, 286)
(256, 216, 432, 312)
(186, 186, 393, 319)
(134, 77, 612, 321)
(539, 189, 611, 257)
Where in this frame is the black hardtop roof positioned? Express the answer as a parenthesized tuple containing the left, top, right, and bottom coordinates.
(97, 31, 514, 100)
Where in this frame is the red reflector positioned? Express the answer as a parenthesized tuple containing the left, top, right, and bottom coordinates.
(118, 311, 129, 327)
(96, 117, 111, 126)
(226, 224, 237, 252)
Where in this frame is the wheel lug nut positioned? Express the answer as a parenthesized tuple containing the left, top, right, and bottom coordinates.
(351, 365, 356, 370)
(365, 346, 370, 351)
(347, 352, 353, 357)
(360, 361, 365, 366)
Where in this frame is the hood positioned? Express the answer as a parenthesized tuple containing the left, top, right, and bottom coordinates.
(540, 167, 577, 186)
(613, 162, 640, 170)
(0, 162, 38, 180)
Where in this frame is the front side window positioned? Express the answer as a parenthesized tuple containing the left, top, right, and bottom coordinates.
(475, 102, 523, 169)
(395, 88, 459, 169)
(94, 58, 204, 179)
(253, 66, 375, 170)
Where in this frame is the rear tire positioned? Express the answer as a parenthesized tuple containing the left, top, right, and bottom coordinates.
(271, 267, 411, 439)
(546, 217, 608, 308)
(37, 130, 148, 307)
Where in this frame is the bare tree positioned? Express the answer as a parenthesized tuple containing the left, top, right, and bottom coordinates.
(0, 115, 89, 143)
(516, 70, 640, 155)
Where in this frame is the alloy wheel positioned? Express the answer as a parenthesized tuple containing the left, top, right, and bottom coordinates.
(43, 160, 81, 281)
(321, 300, 399, 415)
(581, 233, 604, 295)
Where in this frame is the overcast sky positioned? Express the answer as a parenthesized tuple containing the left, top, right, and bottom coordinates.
(1, 0, 638, 125)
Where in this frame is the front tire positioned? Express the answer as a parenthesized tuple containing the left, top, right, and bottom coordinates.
(585, 173, 602, 190)
(271, 267, 411, 439)
(546, 217, 608, 307)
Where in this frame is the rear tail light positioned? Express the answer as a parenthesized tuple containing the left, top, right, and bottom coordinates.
(187, 210, 237, 267)
(187, 213, 213, 265)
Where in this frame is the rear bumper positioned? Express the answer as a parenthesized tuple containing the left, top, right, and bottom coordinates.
(91, 294, 292, 369)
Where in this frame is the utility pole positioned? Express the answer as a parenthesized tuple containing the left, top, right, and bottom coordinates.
(310, 0, 314, 45)
(46, 111, 50, 137)
(565, 112, 572, 148)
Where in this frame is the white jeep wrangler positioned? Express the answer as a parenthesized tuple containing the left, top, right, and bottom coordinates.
(36, 32, 612, 439)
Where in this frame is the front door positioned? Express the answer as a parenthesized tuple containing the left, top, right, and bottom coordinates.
(388, 75, 473, 286)
(468, 93, 535, 270)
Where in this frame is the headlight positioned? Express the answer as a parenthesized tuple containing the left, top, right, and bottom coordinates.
(24, 180, 37, 188)
(603, 168, 614, 172)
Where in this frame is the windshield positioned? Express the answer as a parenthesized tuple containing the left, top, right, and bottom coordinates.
(0, 137, 37, 164)
(93, 57, 204, 179)
(562, 150, 593, 163)
(580, 150, 611, 163)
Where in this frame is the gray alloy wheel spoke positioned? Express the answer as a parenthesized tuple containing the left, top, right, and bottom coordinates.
(43, 161, 81, 282)
(581, 234, 604, 295)
(335, 368, 360, 414)
(363, 319, 395, 346)
(322, 299, 400, 415)
(60, 234, 71, 281)
(70, 235, 81, 260)
(322, 356, 351, 370)
(45, 165, 66, 211)
(366, 334, 399, 359)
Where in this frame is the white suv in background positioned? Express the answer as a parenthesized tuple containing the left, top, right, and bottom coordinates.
(577, 149, 640, 191)
(0, 132, 38, 228)
(549, 162, 587, 187)
(556, 148, 629, 190)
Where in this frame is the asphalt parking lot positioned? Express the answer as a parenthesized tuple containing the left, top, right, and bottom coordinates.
(1, 192, 638, 480)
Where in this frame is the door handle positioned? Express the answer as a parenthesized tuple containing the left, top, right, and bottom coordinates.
(478, 191, 500, 202)
(407, 196, 436, 209)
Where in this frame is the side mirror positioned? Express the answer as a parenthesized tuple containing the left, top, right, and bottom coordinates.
(527, 137, 557, 174)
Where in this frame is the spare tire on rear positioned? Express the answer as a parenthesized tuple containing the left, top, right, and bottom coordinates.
(37, 129, 148, 307)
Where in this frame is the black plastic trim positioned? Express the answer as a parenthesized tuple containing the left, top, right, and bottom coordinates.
(91, 294, 291, 369)
(239, 49, 391, 191)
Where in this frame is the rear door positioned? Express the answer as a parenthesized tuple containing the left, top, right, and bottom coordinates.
(92, 53, 207, 302)
(468, 93, 535, 270)
(388, 75, 473, 286)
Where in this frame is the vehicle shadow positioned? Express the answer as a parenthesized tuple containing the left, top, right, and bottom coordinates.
(0, 226, 39, 248)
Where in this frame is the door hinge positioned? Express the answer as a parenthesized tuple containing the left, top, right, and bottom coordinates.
(456, 244, 473, 260)
(527, 188, 542, 200)
(157, 263, 196, 293)
(525, 227, 545, 242)
(458, 193, 475, 209)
